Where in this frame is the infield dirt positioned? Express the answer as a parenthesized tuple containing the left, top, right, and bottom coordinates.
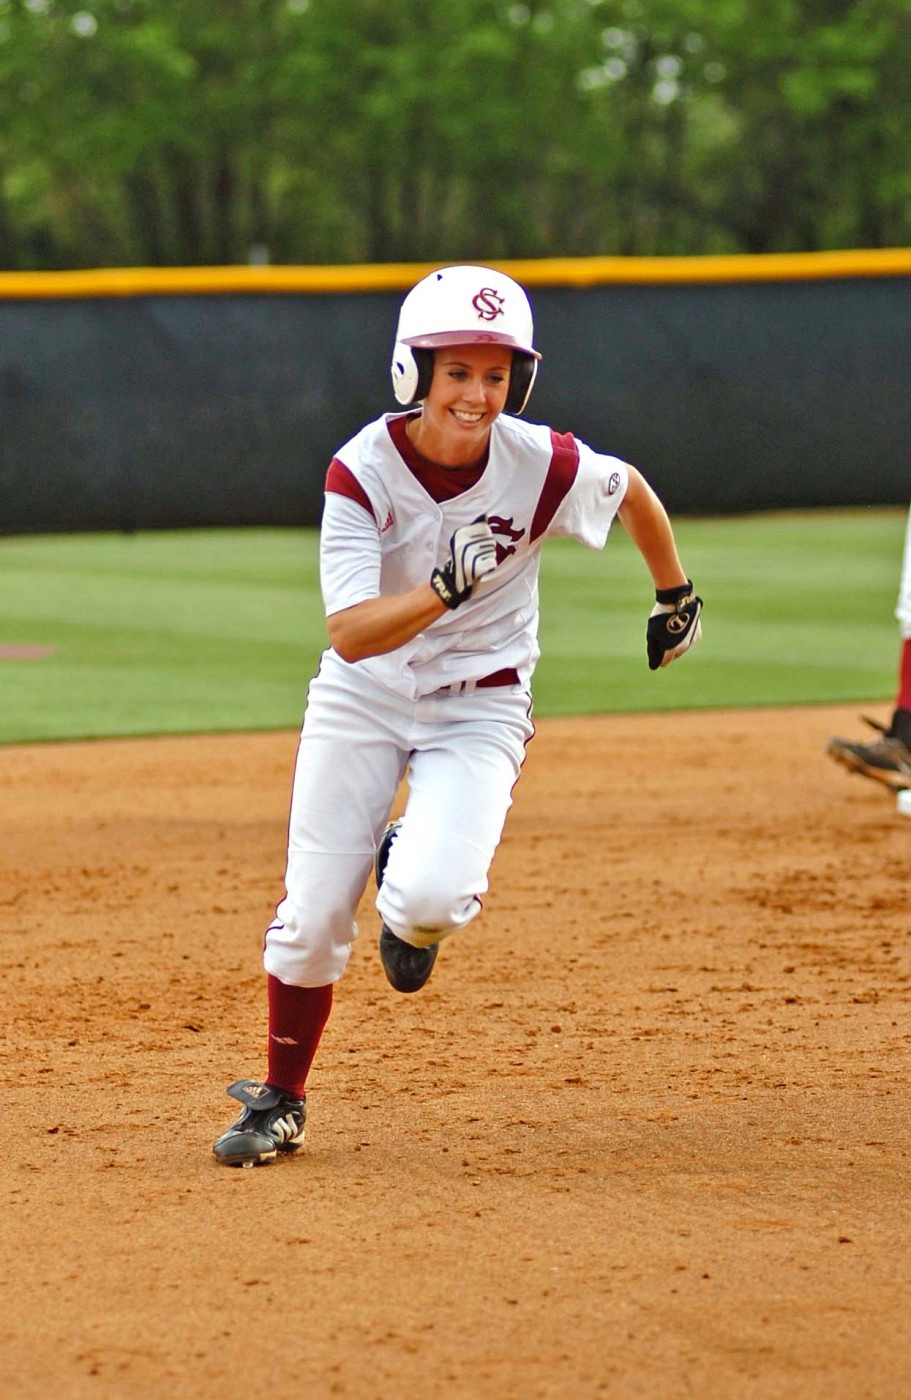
(1, 704, 908, 1399)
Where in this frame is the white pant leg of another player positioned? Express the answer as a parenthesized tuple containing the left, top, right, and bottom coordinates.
(376, 688, 534, 949)
(265, 657, 412, 987)
(896, 503, 911, 639)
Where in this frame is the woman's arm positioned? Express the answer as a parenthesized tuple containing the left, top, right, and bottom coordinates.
(325, 515, 497, 663)
(327, 586, 448, 663)
(617, 465, 702, 670)
(617, 465, 690, 590)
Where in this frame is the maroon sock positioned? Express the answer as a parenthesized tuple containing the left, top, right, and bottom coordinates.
(266, 975, 333, 1099)
(896, 638, 911, 713)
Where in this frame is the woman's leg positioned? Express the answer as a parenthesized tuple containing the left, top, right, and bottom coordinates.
(265, 660, 410, 987)
(377, 690, 534, 951)
(260, 663, 408, 1093)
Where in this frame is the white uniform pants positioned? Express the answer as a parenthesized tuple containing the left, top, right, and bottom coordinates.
(897, 503, 911, 638)
(264, 653, 534, 987)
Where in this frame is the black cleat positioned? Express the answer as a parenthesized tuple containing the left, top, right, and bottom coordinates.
(212, 1079, 306, 1167)
(826, 716, 911, 793)
(379, 924, 440, 993)
(375, 821, 439, 992)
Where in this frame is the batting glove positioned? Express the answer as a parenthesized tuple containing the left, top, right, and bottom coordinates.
(646, 580, 703, 670)
(430, 518, 499, 610)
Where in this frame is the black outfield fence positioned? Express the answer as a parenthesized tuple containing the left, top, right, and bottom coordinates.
(1, 251, 908, 535)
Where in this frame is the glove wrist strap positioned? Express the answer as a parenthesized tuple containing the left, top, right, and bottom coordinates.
(655, 579, 694, 607)
(430, 569, 470, 610)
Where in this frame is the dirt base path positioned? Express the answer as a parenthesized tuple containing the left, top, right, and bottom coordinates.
(1, 704, 908, 1400)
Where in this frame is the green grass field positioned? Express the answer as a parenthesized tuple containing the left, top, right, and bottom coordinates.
(0, 508, 904, 744)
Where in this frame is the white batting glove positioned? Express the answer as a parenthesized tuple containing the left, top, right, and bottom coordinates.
(430, 518, 499, 610)
(646, 581, 703, 670)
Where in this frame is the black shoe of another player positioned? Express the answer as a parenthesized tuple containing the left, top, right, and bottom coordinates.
(212, 1079, 306, 1167)
(826, 716, 911, 792)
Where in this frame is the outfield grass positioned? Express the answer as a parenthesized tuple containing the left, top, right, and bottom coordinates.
(0, 509, 904, 744)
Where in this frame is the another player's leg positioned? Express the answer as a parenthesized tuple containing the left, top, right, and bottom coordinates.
(827, 510, 911, 793)
(826, 702, 911, 792)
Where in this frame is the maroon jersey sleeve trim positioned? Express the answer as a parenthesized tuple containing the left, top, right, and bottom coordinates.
(529, 430, 580, 542)
(325, 458, 376, 521)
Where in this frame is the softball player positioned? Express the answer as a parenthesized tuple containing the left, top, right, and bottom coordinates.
(213, 265, 703, 1166)
(827, 502, 911, 791)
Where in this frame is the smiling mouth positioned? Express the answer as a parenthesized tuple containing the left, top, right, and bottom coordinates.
(451, 409, 485, 424)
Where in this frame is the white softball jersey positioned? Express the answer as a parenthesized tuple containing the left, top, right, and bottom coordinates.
(321, 410, 630, 694)
(263, 410, 632, 988)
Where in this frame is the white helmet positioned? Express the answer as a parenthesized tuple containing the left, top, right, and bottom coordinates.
(390, 264, 541, 414)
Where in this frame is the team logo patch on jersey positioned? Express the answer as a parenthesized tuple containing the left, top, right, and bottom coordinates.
(608, 472, 622, 495)
(472, 288, 505, 322)
(488, 514, 526, 564)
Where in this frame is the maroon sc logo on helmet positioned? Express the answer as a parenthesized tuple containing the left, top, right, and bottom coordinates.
(471, 288, 506, 322)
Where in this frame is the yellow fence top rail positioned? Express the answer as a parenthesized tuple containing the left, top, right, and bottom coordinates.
(1, 248, 910, 298)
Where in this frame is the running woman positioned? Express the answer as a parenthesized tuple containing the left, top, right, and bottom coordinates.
(212, 264, 703, 1166)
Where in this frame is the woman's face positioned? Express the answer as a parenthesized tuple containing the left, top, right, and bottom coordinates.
(419, 344, 512, 454)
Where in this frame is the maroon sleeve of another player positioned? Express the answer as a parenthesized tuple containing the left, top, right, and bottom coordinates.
(529, 430, 581, 542)
(325, 458, 376, 521)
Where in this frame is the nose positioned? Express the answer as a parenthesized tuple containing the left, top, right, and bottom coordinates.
(462, 375, 486, 405)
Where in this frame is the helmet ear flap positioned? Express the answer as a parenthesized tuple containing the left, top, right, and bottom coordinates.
(411, 348, 434, 402)
(506, 353, 537, 415)
(391, 344, 435, 405)
(392, 343, 537, 413)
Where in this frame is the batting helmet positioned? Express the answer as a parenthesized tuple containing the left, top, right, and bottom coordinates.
(390, 265, 541, 415)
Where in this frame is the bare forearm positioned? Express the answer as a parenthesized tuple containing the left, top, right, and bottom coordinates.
(327, 585, 448, 663)
(618, 466, 689, 590)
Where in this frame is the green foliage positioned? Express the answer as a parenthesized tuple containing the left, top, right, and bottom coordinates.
(0, 510, 903, 743)
(1, 0, 910, 267)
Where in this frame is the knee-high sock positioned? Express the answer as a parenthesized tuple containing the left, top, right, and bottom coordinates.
(266, 975, 333, 1098)
(895, 638, 911, 715)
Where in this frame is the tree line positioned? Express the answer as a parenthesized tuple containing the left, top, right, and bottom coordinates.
(1, 0, 909, 270)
